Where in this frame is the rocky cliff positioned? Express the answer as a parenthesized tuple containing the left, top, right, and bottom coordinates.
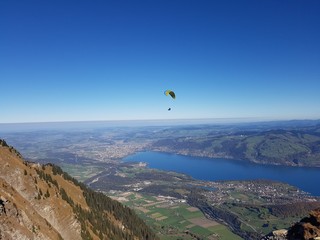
(263, 208, 320, 240)
(0, 139, 157, 240)
(287, 208, 320, 240)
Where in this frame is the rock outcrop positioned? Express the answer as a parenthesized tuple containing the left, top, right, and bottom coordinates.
(0, 139, 157, 240)
(262, 208, 320, 240)
(287, 208, 320, 240)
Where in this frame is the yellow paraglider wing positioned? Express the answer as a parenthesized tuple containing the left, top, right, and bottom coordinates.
(164, 90, 176, 99)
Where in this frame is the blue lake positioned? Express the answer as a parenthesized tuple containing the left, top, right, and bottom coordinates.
(123, 151, 320, 196)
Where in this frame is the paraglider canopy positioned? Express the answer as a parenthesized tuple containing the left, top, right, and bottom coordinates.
(164, 90, 176, 99)
(164, 90, 175, 111)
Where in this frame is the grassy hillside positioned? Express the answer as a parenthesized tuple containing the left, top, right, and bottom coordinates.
(151, 125, 320, 167)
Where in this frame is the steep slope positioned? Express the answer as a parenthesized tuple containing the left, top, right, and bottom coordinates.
(287, 208, 320, 240)
(0, 139, 158, 240)
(263, 208, 320, 240)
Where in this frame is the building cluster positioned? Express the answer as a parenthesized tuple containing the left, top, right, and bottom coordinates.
(202, 181, 318, 205)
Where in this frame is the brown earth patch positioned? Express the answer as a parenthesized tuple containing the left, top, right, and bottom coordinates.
(187, 207, 198, 212)
(188, 217, 220, 228)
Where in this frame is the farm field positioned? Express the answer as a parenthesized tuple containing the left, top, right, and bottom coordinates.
(221, 203, 302, 236)
(110, 191, 243, 240)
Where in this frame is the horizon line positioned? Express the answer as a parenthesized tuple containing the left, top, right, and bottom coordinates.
(1, 117, 320, 125)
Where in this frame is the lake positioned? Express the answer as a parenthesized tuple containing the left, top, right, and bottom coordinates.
(124, 151, 320, 196)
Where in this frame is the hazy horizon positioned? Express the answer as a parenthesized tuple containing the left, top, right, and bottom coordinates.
(1, 117, 320, 132)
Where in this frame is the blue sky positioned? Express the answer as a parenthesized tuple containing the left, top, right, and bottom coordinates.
(1, 0, 320, 123)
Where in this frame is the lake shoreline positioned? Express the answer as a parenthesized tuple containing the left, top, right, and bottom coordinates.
(148, 149, 320, 168)
(123, 151, 320, 196)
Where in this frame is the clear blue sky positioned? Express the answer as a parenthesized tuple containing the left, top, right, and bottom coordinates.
(1, 0, 320, 123)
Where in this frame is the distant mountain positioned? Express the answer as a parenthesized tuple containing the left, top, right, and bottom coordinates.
(151, 124, 320, 167)
(0, 139, 158, 240)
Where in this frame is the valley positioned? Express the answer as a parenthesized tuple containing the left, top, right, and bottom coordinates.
(1, 120, 320, 239)
(83, 160, 319, 239)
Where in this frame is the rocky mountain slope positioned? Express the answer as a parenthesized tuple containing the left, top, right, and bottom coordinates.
(287, 208, 320, 240)
(0, 139, 157, 240)
(263, 208, 320, 240)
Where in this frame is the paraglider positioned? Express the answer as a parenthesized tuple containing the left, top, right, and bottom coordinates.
(164, 90, 175, 99)
(164, 90, 175, 111)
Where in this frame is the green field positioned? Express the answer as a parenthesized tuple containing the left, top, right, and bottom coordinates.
(112, 192, 243, 240)
(60, 163, 104, 182)
(222, 203, 300, 235)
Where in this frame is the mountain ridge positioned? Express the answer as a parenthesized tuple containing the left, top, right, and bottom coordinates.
(150, 124, 320, 167)
(0, 139, 158, 240)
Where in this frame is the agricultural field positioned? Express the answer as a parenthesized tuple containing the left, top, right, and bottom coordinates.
(109, 191, 242, 240)
(221, 203, 306, 236)
(60, 162, 105, 182)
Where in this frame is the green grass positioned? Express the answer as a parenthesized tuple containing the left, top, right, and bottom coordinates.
(189, 225, 212, 236)
(60, 163, 104, 181)
(120, 193, 244, 239)
(221, 203, 302, 236)
(209, 225, 243, 240)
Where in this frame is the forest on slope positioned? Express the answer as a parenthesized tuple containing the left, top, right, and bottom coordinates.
(151, 123, 320, 167)
(0, 139, 158, 240)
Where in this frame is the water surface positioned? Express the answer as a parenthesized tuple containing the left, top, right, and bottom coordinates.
(124, 151, 320, 196)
